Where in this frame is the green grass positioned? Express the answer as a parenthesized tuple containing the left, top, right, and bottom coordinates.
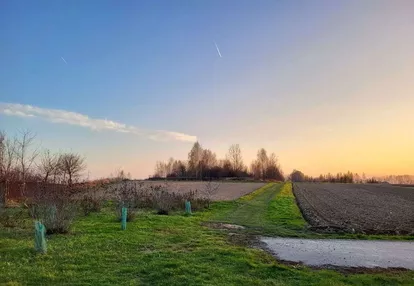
(1, 185, 414, 285)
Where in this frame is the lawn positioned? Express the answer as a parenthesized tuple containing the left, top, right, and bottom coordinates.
(1, 183, 414, 285)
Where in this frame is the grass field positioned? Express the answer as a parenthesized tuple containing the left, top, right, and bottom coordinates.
(1, 183, 414, 285)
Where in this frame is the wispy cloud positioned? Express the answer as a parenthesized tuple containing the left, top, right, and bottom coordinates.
(0, 103, 197, 142)
(61, 57, 67, 64)
(214, 41, 222, 58)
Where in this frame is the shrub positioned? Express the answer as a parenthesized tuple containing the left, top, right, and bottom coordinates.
(0, 208, 25, 228)
(151, 185, 209, 214)
(115, 202, 137, 222)
(152, 190, 174, 215)
(29, 184, 78, 234)
(30, 202, 77, 234)
(106, 181, 147, 221)
(105, 180, 210, 217)
(79, 195, 102, 216)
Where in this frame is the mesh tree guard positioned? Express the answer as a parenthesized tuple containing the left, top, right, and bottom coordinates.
(185, 201, 192, 215)
(121, 207, 127, 230)
(34, 221, 47, 253)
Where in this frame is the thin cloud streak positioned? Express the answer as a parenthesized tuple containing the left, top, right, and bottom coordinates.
(0, 103, 197, 142)
(61, 57, 67, 64)
(214, 41, 222, 58)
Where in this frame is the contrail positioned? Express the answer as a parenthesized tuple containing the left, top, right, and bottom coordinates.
(214, 41, 222, 58)
(61, 57, 67, 64)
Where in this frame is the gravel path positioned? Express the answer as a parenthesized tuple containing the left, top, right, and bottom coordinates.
(261, 237, 414, 269)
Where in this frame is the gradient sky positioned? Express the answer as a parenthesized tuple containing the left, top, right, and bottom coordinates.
(1, 0, 413, 179)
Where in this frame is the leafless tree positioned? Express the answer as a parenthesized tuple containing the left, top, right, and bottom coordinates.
(60, 153, 86, 185)
(38, 149, 61, 182)
(15, 130, 39, 185)
(200, 149, 217, 178)
(0, 131, 18, 182)
(154, 161, 166, 178)
(227, 144, 244, 175)
(171, 160, 187, 177)
(188, 142, 203, 179)
(250, 148, 284, 181)
(201, 149, 217, 169)
(202, 181, 221, 207)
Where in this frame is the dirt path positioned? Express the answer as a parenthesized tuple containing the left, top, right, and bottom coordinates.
(261, 237, 414, 270)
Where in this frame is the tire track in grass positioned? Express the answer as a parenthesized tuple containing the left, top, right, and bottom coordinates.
(211, 183, 282, 228)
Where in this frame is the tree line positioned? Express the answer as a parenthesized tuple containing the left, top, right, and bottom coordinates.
(289, 170, 356, 183)
(151, 142, 284, 181)
(0, 130, 86, 186)
(288, 170, 414, 184)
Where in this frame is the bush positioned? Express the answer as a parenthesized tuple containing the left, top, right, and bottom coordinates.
(115, 203, 137, 222)
(152, 190, 175, 215)
(105, 181, 210, 217)
(0, 208, 26, 228)
(79, 195, 102, 216)
(29, 184, 78, 234)
(30, 202, 77, 234)
(151, 185, 209, 215)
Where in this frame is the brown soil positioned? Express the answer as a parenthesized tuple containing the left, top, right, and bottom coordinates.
(293, 183, 414, 235)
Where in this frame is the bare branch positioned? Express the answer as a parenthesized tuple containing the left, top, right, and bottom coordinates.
(60, 153, 86, 185)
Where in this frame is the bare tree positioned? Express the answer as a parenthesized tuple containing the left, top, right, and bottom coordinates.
(253, 148, 268, 180)
(38, 149, 61, 182)
(171, 160, 187, 178)
(0, 132, 18, 182)
(154, 161, 167, 178)
(227, 144, 244, 176)
(201, 149, 217, 178)
(188, 142, 203, 179)
(250, 148, 284, 181)
(202, 181, 221, 207)
(15, 130, 39, 185)
(0, 131, 4, 176)
(166, 157, 175, 176)
(0, 131, 20, 205)
(60, 153, 86, 185)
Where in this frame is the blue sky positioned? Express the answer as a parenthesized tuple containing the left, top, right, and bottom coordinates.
(1, 0, 414, 178)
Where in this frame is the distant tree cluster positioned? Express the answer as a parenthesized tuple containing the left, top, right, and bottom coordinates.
(151, 142, 284, 181)
(0, 130, 86, 186)
(288, 170, 414, 184)
(377, 175, 414, 184)
(289, 170, 355, 183)
(250, 148, 284, 181)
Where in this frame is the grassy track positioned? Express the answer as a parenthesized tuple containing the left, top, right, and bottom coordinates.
(210, 183, 310, 237)
(1, 183, 414, 285)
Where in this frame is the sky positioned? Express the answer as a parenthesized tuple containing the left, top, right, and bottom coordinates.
(1, 0, 414, 179)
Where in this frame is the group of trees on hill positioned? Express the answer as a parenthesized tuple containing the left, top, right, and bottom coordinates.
(151, 142, 285, 181)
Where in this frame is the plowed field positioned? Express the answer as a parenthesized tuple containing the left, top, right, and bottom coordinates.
(293, 183, 414, 235)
